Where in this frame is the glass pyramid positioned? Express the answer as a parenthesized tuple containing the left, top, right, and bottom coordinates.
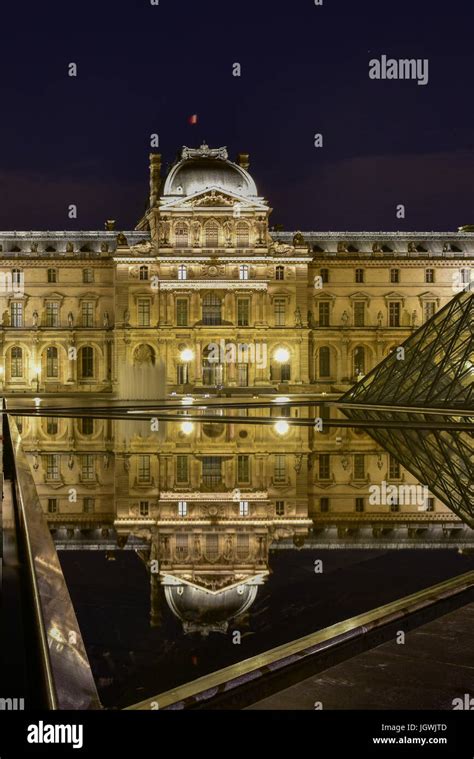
(339, 289, 474, 527)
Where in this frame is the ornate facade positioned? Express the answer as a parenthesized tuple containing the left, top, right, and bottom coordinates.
(0, 142, 472, 395)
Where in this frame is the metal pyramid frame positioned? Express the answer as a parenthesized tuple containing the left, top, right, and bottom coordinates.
(339, 289, 473, 527)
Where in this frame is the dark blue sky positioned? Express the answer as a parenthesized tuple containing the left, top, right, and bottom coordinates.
(1, 0, 473, 231)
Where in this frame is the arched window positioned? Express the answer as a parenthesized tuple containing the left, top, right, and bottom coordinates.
(46, 346, 58, 378)
(202, 293, 222, 325)
(319, 347, 331, 378)
(205, 222, 219, 247)
(11, 346, 23, 377)
(354, 346, 366, 375)
(236, 222, 249, 247)
(178, 264, 187, 281)
(175, 222, 189, 248)
(276, 265, 284, 281)
(139, 265, 149, 281)
(80, 346, 94, 378)
(239, 264, 249, 280)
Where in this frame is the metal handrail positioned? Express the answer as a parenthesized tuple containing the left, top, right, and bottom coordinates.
(8, 414, 101, 710)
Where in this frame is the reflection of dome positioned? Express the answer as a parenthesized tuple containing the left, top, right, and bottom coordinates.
(163, 576, 263, 636)
(162, 145, 258, 198)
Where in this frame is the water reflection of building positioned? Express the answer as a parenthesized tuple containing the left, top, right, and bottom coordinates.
(15, 414, 472, 549)
(0, 142, 472, 395)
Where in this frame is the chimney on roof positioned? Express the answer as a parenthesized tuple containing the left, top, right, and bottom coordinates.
(149, 153, 162, 208)
(236, 153, 250, 170)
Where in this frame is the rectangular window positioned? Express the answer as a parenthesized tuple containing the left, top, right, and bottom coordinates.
(47, 498, 58, 514)
(205, 534, 219, 558)
(176, 298, 188, 326)
(176, 533, 189, 557)
(319, 454, 330, 480)
(46, 417, 58, 435)
(81, 454, 95, 481)
(274, 454, 286, 484)
(354, 454, 365, 480)
(239, 500, 249, 516)
(426, 497, 435, 512)
(237, 454, 250, 484)
(389, 301, 401, 327)
(318, 301, 330, 326)
(425, 269, 434, 283)
(237, 363, 249, 387)
(320, 497, 329, 512)
(423, 301, 436, 322)
(46, 454, 60, 480)
(236, 533, 249, 559)
(390, 269, 399, 283)
(319, 404, 330, 434)
(138, 299, 150, 327)
(354, 301, 365, 327)
(320, 268, 329, 283)
(202, 456, 221, 487)
(177, 364, 188, 384)
(138, 455, 151, 483)
(11, 302, 23, 327)
(176, 455, 189, 484)
(355, 497, 365, 512)
(237, 298, 250, 326)
(389, 454, 401, 479)
(47, 268, 57, 283)
(82, 302, 94, 327)
(83, 269, 94, 283)
(45, 301, 60, 327)
(178, 500, 188, 516)
(274, 298, 286, 326)
(355, 269, 364, 283)
(275, 500, 285, 516)
(139, 500, 149, 516)
(84, 497, 95, 514)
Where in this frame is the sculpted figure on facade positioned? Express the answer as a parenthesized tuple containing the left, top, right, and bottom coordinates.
(223, 219, 233, 246)
(191, 220, 201, 246)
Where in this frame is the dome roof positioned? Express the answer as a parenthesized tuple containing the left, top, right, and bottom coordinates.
(162, 144, 258, 198)
(164, 581, 258, 635)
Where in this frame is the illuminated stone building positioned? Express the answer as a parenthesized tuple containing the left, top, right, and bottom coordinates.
(3, 143, 473, 559)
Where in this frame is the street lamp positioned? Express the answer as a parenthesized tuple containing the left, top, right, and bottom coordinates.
(180, 348, 194, 363)
(274, 419, 290, 435)
(273, 347, 290, 364)
(181, 420, 194, 435)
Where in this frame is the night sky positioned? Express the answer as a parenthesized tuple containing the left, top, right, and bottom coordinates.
(1, 0, 473, 232)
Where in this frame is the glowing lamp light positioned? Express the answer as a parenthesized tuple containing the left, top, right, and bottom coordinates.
(181, 420, 194, 435)
(180, 348, 194, 362)
(274, 419, 290, 435)
(273, 395, 290, 403)
(181, 396, 194, 405)
(274, 347, 290, 364)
